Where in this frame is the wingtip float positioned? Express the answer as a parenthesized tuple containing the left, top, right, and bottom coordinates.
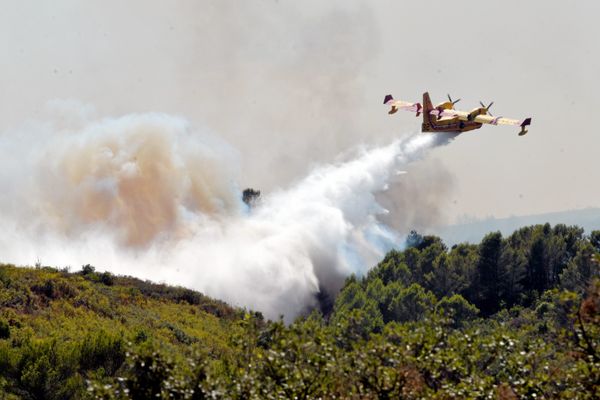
(384, 92, 531, 136)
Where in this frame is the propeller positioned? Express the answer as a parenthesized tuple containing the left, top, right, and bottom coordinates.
(447, 94, 461, 105)
(479, 101, 494, 116)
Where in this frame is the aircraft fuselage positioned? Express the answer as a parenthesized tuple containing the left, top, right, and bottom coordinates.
(422, 92, 482, 133)
(422, 115, 482, 133)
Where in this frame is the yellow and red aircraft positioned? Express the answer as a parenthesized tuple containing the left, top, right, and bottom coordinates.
(384, 92, 531, 136)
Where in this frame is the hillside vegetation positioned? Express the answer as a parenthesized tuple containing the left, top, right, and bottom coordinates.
(0, 223, 599, 399)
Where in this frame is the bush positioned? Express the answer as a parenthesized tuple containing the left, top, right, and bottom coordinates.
(31, 279, 78, 301)
(100, 272, 114, 286)
(31, 280, 56, 299)
(0, 266, 10, 286)
(0, 319, 9, 339)
(388, 284, 437, 323)
(436, 294, 479, 327)
(81, 264, 95, 275)
(16, 339, 83, 400)
(79, 330, 126, 375)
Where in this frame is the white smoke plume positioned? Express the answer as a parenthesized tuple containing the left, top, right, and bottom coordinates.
(0, 106, 453, 320)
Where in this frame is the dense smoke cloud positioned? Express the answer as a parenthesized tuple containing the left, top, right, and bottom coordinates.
(377, 158, 456, 234)
(0, 1, 383, 190)
(0, 1, 460, 320)
(1, 104, 241, 247)
(3, 1, 600, 229)
(0, 106, 453, 320)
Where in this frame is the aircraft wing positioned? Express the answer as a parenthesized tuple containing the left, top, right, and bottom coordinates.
(471, 115, 523, 126)
(437, 109, 531, 135)
(386, 100, 421, 114)
(435, 110, 529, 125)
(434, 109, 469, 119)
(474, 115, 532, 135)
(384, 95, 421, 115)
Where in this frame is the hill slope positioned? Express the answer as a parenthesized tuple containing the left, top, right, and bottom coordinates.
(1, 223, 599, 399)
(0, 264, 248, 398)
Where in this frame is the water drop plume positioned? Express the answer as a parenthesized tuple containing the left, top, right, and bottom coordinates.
(0, 108, 454, 320)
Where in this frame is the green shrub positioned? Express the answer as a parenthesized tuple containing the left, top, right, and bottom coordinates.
(436, 294, 479, 327)
(81, 264, 95, 275)
(0, 319, 9, 339)
(100, 271, 114, 286)
(79, 330, 125, 375)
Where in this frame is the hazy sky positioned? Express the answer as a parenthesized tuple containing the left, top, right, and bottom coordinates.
(1, 0, 598, 224)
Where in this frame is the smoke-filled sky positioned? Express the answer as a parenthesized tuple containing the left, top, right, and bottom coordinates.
(2, 0, 598, 221)
(1, 1, 598, 319)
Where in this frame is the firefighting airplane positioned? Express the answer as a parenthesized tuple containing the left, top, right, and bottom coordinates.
(384, 92, 531, 135)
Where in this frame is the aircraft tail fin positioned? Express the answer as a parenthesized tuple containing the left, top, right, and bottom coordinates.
(422, 92, 433, 113)
(383, 94, 394, 104)
(421, 92, 435, 128)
